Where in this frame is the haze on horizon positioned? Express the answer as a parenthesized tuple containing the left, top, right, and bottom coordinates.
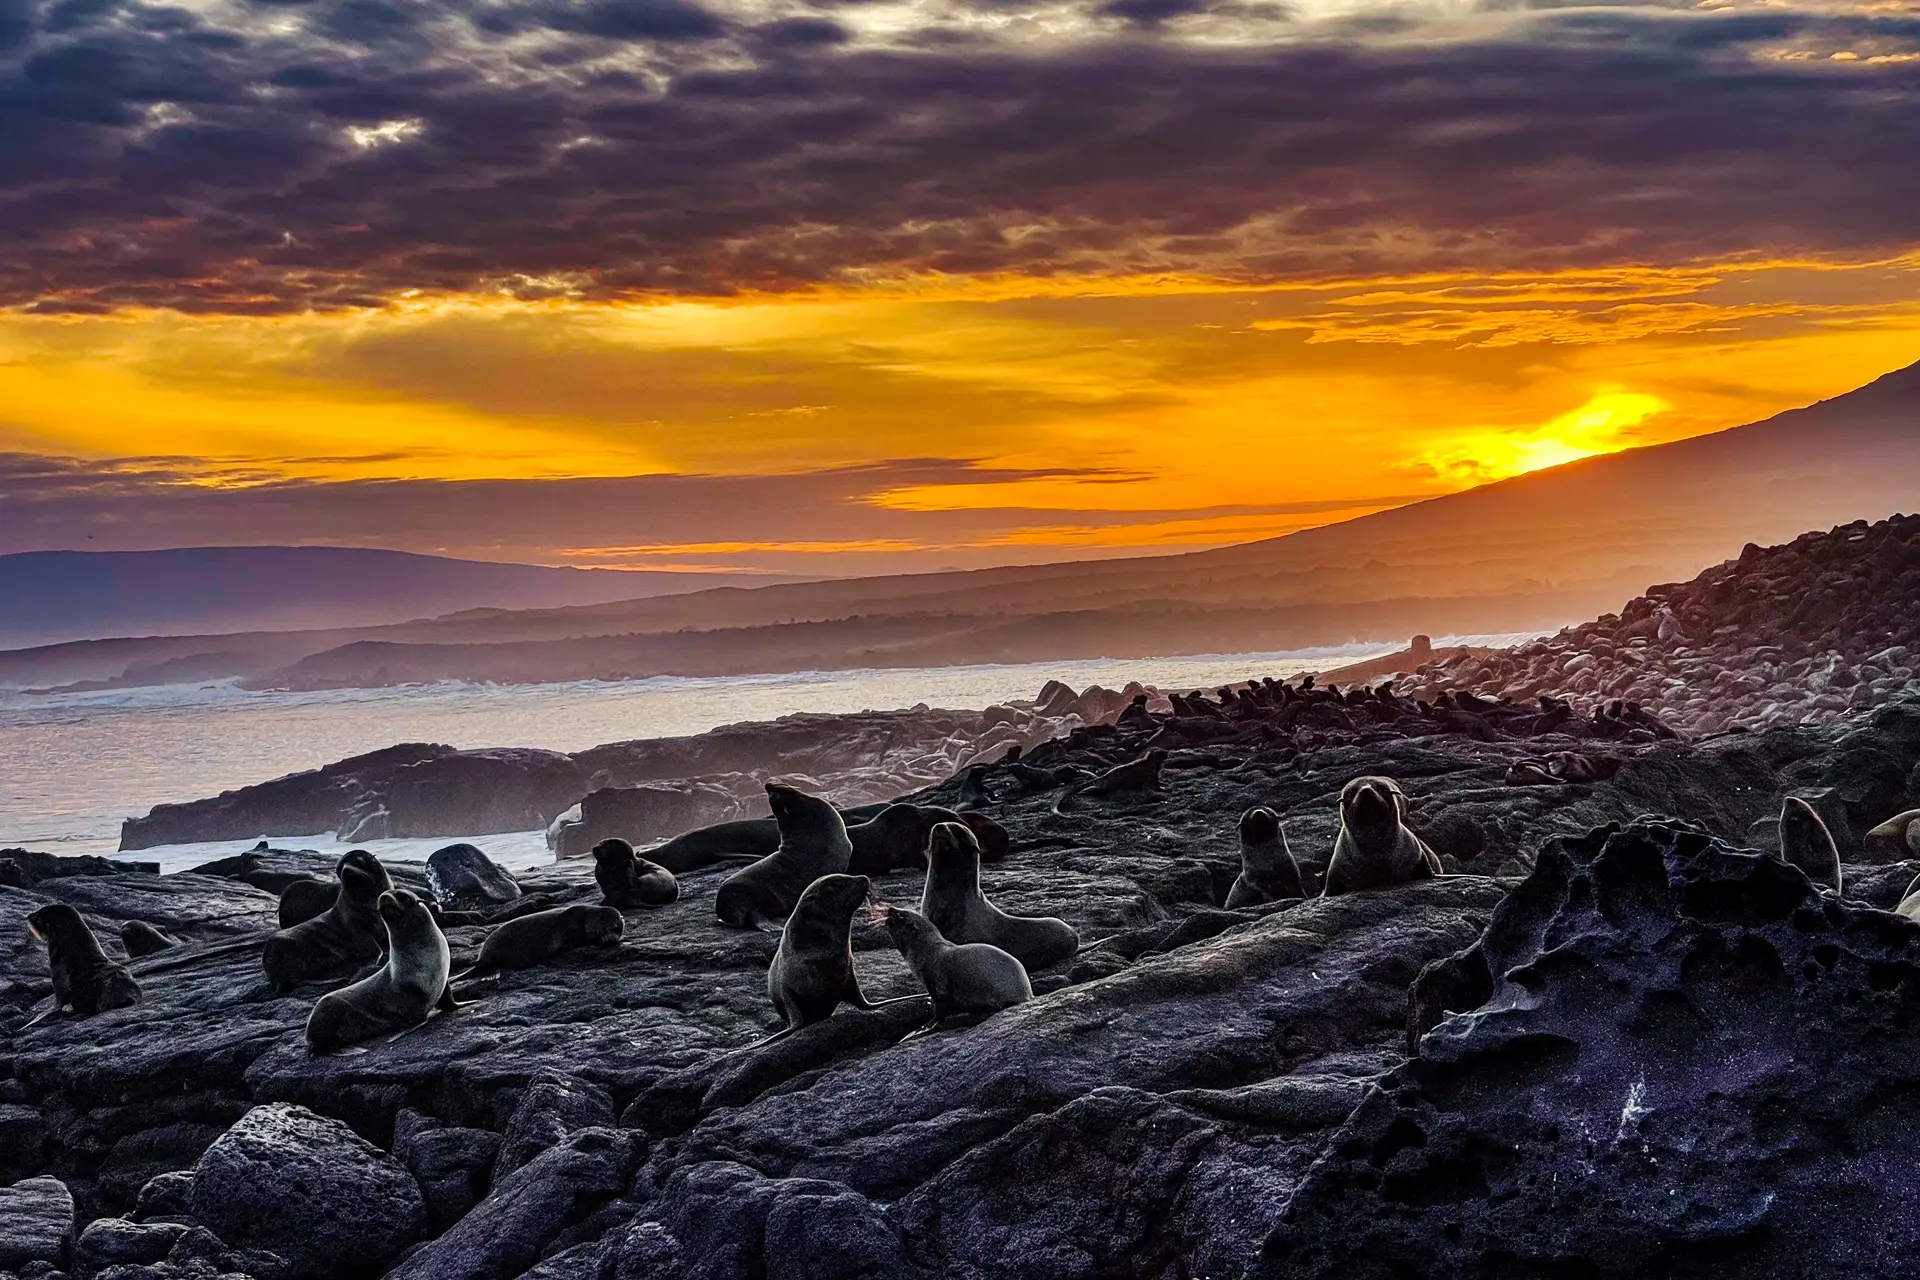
(5, 0, 1920, 579)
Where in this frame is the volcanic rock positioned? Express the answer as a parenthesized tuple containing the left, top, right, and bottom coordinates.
(188, 1103, 425, 1278)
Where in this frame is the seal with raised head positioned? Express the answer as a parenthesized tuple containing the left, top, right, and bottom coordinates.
(878, 903, 1031, 1029)
(920, 821, 1078, 970)
(24, 904, 141, 1025)
(847, 803, 960, 876)
(1778, 796, 1842, 893)
(1050, 748, 1169, 815)
(1323, 776, 1443, 896)
(457, 903, 625, 979)
(715, 783, 853, 930)
(119, 919, 183, 958)
(263, 849, 393, 992)
(1224, 806, 1304, 907)
(305, 888, 460, 1054)
(592, 838, 680, 908)
(756, 873, 917, 1047)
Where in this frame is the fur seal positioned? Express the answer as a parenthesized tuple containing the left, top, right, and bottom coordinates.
(263, 849, 393, 992)
(715, 783, 853, 930)
(24, 904, 141, 1024)
(878, 904, 1031, 1028)
(277, 877, 337, 929)
(591, 838, 680, 908)
(958, 763, 995, 812)
(1897, 873, 1920, 923)
(1323, 776, 1443, 896)
(304, 888, 460, 1054)
(119, 920, 183, 957)
(959, 810, 1011, 864)
(920, 821, 1078, 970)
(1050, 748, 1169, 815)
(847, 804, 960, 876)
(1867, 809, 1920, 861)
(1224, 806, 1304, 907)
(757, 873, 916, 1046)
(458, 904, 625, 979)
(1778, 796, 1842, 892)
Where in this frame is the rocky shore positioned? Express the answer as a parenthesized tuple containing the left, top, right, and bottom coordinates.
(8, 515, 1920, 1277)
(1396, 512, 1920, 736)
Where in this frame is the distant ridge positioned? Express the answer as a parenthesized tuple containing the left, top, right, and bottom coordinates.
(0, 546, 783, 648)
(4, 357, 1916, 687)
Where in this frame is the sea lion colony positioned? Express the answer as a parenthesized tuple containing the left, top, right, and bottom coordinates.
(24, 748, 1496, 1054)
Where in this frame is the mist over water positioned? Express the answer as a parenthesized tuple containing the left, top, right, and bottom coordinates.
(0, 636, 1538, 870)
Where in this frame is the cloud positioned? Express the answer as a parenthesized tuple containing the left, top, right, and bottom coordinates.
(1, 0, 1918, 313)
(0, 451, 1415, 570)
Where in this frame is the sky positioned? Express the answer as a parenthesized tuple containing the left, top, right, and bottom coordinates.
(3, 0, 1920, 575)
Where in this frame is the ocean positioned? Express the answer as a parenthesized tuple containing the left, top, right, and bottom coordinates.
(0, 637, 1538, 872)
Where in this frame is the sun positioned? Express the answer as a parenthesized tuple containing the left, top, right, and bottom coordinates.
(1419, 390, 1672, 485)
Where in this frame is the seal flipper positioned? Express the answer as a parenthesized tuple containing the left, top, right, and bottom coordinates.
(436, 985, 466, 1012)
(745, 1024, 797, 1051)
(19, 1003, 63, 1030)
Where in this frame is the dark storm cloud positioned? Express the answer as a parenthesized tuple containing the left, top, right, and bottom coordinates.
(0, 452, 1414, 565)
(2, 0, 1919, 312)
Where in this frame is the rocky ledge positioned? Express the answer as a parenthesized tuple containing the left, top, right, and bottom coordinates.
(14, 663, 1920, 1277)
(120, 687, 1138, 852)
(1397, 511, 1920, 736)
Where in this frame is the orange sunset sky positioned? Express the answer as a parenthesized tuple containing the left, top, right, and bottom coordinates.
(5, 0, 1920, 575)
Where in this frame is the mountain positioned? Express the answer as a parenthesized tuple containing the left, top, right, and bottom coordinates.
(0, 547, 780, 649)
(5, 358, 1917, 688)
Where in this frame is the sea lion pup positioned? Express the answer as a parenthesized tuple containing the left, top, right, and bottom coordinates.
(715, 783, 853, 930)
(23, 904, 141, 1025)
(1224, 807, 1304, 907)
(1777, 796, 1843, 893)
(304, 888, 460, 1054)
(457, 903, 625, 979)
(119, 920, 183, 958)
(878, 904, 1031, 1031)
(1322, 776, 1443, 897)
(756, 873, 918, 1048)
(958, 763, 996, 812)
(847, 804, 961, 876)
(1050, 748, 1169, 816)
(591, 838, 680, 908)
(277, 877, 337, 928)
(920, 822, 1079, 970)
(262, 849, 393, 993)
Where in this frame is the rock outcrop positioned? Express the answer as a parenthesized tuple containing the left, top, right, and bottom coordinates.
(1398, 512, 1920, 735)
(120, 704, 1111, 853)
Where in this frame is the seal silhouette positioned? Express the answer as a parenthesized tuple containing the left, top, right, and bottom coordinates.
(305, 888, 460, 1054)
(756, 873, 917, 1046)
(119, 920, 183, 958)
(879, 903, 1030, 1030)
(458, 904, 625, 979)
(847, 804, 960, 876)
(24, 904, 141, 1025)
(263, 849, 393, 992)
(1051, 749, 1168, 815)
(920, 821, 1078, 970)
(591, 838, 680, 908)
(1224, 806, 1304, 907)
(1323, 776, 1442, 896)
(1867, 809, 1920, 861)
(715, 783, 852, 930)
(277, 878, 337, 928)
(1778, 796, 1842, 893)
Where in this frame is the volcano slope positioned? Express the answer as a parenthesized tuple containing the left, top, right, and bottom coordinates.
(10, 663, 1920, 1276)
